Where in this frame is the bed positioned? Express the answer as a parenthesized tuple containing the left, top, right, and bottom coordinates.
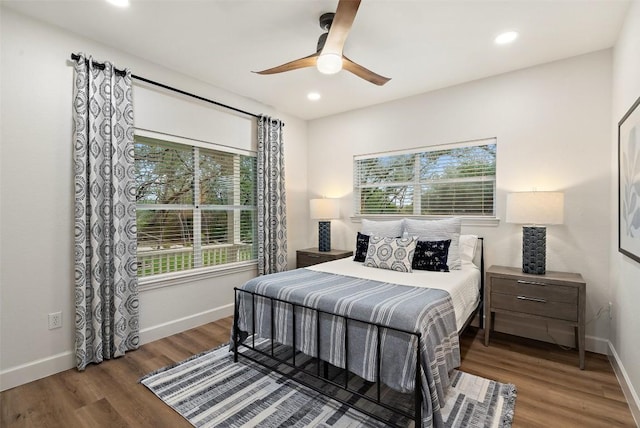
(232, 224, 483, 428)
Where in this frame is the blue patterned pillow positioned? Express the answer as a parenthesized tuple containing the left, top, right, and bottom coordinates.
(354, 232, 370, 262)
(364, 236, 417, 273)
(412, 240, 451, 272)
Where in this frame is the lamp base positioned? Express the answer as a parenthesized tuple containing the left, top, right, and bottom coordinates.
(318, 221, 331, 252)
(522, 226, 546, 275)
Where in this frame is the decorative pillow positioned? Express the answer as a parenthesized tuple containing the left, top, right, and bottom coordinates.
(459, 234, 478, 268)
(353, 232, 370, 262)
(412, 240, 451, 272)
(403, 218, 462, 270)
(364, 236, 417, 273)
(360, 219, 404, 238)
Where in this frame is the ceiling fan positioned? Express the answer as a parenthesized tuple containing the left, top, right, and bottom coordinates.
(253, 0, 390, 86)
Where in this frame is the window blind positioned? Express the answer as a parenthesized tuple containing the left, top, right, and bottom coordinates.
(354, 139, 496, 217)
(135, 133, 257, 278)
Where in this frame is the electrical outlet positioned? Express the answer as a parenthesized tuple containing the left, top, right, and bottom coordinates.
(608, 302, 613, 320)
(48, 312, 62, 330)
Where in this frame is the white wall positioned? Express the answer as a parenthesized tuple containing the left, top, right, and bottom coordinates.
(611, 0, 640, 422)
(0, 8, 308, 390)
(307, 50, 613, 353)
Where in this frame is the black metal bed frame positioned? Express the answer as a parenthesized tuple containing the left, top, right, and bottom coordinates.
(232, 238, 484, 427)
(233, 290, 423, 426)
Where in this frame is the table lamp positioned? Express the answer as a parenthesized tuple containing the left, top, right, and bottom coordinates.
(506, 191, 564, 274)
(310, 198, 339, 252)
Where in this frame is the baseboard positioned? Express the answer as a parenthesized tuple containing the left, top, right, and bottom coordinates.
(139, 303, 234, 344)
(0, 350, 75, 392)
(608, 342, 640, 426)
(492, 315, 609, 354)
(0, 303, 234, 392)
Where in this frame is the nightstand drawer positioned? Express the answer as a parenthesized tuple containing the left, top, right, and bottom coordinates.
(491, 277, 578, 304)
(491, 292, 578, 321)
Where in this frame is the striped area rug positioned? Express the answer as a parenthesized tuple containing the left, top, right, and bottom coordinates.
(140, 340, 516, 427)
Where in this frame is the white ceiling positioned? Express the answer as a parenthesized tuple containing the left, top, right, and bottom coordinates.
(3, 0, 630, 120)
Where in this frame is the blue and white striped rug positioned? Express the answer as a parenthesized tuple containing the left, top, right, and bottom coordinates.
(140, 341, 516, 427)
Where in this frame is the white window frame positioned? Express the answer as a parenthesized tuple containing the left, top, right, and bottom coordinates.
(134, 129, 258, 289)
(353, 138, 498, 226)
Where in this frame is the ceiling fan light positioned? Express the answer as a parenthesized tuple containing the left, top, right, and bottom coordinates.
(316, 53, 343, 75)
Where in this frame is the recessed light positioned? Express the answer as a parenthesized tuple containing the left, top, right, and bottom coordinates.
(495, 31, 518, 45)
(307, 92, 321, 101)
(106, 0, 130, 7)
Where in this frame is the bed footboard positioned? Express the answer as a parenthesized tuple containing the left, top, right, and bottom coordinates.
(233, 287, 423, 427)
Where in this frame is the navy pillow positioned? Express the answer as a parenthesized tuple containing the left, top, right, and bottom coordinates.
(412, 240, 451, 272)
(354, 232, 370, 262)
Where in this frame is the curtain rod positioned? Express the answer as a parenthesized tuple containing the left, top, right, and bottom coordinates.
(70, 53, 260, 119)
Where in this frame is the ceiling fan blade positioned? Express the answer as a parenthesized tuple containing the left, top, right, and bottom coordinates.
(342, 55, 391, 86)
(321, 0, 361, 56)
(253, 52, 319, 75)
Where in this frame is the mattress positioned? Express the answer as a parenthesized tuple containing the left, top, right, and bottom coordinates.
(307, 257, 481, 332)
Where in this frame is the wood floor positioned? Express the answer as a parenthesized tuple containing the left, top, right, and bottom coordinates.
(1, 318, 636, 427)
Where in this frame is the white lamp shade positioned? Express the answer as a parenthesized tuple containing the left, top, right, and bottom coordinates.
(310, 198, 340, 220)
(506, 192, 564, 225)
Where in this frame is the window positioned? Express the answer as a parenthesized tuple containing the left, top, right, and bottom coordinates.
(354, 138, 496, 217)
(135, 131, 257, 278)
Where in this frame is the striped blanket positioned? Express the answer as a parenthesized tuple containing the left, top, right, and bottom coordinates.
(234, 268, 460, 428)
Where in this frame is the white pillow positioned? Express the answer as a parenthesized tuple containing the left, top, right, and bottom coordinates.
(363, 236, 417, 273)
(403, 218, 462, 270)
(361, 219, 404, 238)
(459, 234, 478, 268)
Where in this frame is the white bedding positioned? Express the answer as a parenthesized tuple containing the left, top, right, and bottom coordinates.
(307, 257, 481, 332)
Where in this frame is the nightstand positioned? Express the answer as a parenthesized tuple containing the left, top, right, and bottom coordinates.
(484, 265, 586, 369)
(296, 248, 353, 268)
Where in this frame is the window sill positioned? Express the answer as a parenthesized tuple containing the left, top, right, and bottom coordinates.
(138, 260, 258, 292)
(349, 215, 500, 227)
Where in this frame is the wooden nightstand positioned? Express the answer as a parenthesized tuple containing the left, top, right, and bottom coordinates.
(484, 265, 586, 369)
(296, 248, 353, 268)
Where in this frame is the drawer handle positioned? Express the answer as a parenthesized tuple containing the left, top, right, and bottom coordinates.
(517, 279, 548, 286)
(517, 295, 547, 303)
(307, 255, 320, 258)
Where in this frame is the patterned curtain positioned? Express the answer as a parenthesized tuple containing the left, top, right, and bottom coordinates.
(72, 54, 139, 370)
(257, 116, 288, 275)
